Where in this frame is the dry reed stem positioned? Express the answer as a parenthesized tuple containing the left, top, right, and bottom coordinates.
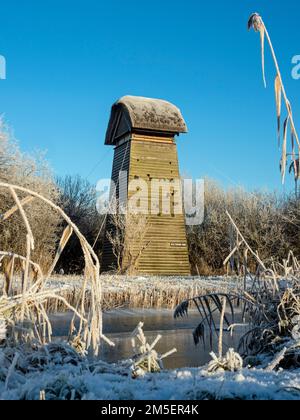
(0, 252, 43, 284)
(249, 13, 300, 183)
(225, 211, 267, 271)
(1, 196, 35, 222)
(218, 297, 227, 358)
(176, 211, 300, 368)
(0, 182, 105, 356)
(262, 22, 300, 150)
(46, 225, 73, 279)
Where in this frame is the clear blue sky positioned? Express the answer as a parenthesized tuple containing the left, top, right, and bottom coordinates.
(0, 0, 299, 192)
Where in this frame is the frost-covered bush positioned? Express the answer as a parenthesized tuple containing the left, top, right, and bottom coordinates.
(0, 118, 61, 270)
(187, 179, 296, 275)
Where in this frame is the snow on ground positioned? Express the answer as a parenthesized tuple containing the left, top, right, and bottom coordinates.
(1, 350, 300, 401)
(1, 275, 298, 400)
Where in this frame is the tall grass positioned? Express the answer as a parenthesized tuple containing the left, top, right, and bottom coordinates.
(0, 182, 111, 356)
(42, 275, 238, 312)
(248, 13, 300, 188)
(176, 211, 300, 370)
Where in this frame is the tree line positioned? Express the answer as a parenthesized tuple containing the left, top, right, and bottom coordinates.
(0, 122, 299, 276)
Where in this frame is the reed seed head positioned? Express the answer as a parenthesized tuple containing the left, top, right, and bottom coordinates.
(248, 13, 263, 32)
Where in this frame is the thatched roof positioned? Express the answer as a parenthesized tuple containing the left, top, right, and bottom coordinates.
(105, 95, 188, 145)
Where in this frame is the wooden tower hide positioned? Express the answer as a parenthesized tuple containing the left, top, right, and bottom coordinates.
(102, 96, 191, 276)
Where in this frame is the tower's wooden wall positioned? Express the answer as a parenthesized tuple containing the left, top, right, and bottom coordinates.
(128, 134, 190, 276)
(101, 134, 191, 276)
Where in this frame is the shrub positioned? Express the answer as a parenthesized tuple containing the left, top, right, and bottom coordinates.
(0, 119, 60, 271)
(187, 179, 293, 275)
(56, 175, 105, 273)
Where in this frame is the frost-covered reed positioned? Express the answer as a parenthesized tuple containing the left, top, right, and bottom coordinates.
(0, 182, 110, 356)
(39, 275, 238, 312)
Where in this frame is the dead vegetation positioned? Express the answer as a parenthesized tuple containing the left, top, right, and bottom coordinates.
(187, 179, 294, 275)
(105, 203, 150, 275)
(40, 275, 237, 312)
(130, 322, 177, 378)
(188, 12, 300, 275)
(175, 12, 300, 372)
(248, 13, 300, 188)
(176, 211, 300, 370)
(0, 182, 111, 356)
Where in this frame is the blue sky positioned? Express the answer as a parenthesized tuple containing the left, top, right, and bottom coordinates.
(0, 0, 300, 192)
